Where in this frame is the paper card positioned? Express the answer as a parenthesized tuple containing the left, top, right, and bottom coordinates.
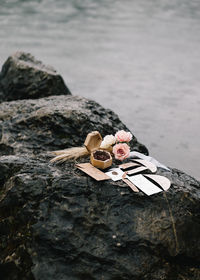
(119, 162, 140, 170)
(126, 166, 148, 175)
(76, 163, 110, 181)
(131, 159, 157, 173)
(105, 168, 125, 181)
(144, 174, 171, 191)
(127, 174, 163, 196)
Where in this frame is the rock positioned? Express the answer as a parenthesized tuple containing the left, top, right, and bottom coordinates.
(0, 155, 199, 280)
(0, 54, 199, 280)
(0, 95, 148, 156)
(0, 52, 71, 101)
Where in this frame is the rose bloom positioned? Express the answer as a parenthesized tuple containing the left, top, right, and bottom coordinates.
(113, 143, 130, 161)
(115, 130, 132, 143)
(100, 134, 116, 149)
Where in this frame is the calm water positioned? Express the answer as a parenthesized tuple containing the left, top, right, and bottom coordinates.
(0, 0, 200, 179)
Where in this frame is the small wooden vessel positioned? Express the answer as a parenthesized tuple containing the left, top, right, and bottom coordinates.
(84, 131, 112, 169)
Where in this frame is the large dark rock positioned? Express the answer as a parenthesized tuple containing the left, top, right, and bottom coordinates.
(0, 53, 199, 280)
(0, 52, 71, 101)
(0, 95, 148, 157)
(0, 155, 199, 280)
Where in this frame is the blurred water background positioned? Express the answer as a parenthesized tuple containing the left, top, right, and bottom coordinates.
(0, 0, 199, 179)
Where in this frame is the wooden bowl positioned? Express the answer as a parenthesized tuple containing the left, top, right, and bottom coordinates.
(90, 150, 112, 169)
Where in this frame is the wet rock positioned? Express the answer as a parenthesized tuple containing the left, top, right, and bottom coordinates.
(0, 52, 71, 101)
(0, 95, 148, 156)
(0, 155, 199, 280)
(0, 53, 199, 280)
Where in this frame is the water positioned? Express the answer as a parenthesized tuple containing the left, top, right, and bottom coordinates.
(0, 0, 200, 180)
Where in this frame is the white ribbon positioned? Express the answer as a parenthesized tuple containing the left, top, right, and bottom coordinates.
(129, 151, 170, 171)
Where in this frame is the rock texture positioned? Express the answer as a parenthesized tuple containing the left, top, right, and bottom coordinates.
(0, 95, 147, 157)
(0, 53, 199, 280)
(0, 155, 199, 280)
(0, 52, 71, 102)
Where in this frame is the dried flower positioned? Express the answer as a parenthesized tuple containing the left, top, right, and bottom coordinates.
(100, 134, 116, 149)
(113, 143, 130, 161)
(115, 130, 132, 143)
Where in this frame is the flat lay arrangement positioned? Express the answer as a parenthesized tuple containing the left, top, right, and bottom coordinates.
(105, 159, 171, 196)
(51, 130, 171, 196)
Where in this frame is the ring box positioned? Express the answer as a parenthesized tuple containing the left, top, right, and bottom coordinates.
(84, 131, 112, 169)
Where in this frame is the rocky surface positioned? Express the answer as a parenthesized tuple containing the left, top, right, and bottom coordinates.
(0, 53, 199, 280)
(0, 52, 71, 102)
(0, 95, 147, 157)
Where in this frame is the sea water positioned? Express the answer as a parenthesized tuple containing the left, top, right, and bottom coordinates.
(0, 0, 200, 179)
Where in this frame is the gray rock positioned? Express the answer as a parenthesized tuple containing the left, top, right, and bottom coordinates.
(0, 52, 71, 101)
(0, 155, 199, 280)
(0, 95, 148, 156)
(0, 54, 199, 280)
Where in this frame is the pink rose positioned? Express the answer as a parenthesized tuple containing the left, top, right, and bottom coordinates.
(113, 143, 130, 161)
(115, 130, 132, 143)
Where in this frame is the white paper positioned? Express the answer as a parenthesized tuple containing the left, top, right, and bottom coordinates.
(105, 168, 124, 181)
(144, 174, 171, 191)
(127, 174, 163, 196)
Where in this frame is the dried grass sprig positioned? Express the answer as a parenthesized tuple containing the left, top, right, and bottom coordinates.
(50, 147, 89, 163)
